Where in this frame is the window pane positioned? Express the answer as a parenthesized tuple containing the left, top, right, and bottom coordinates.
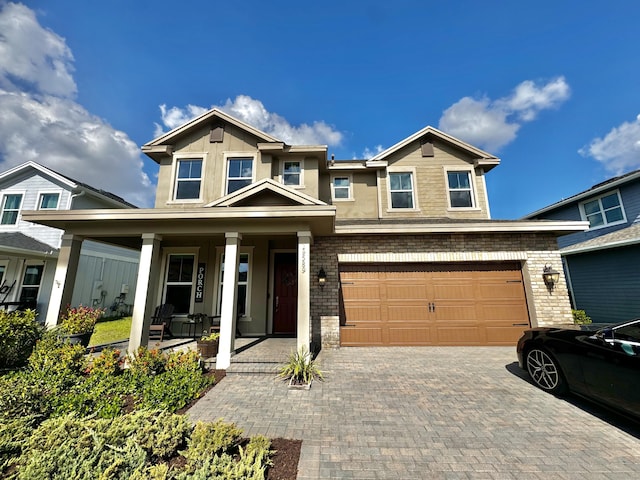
(583, 200, 601, 216)
(23, 265, 43, 286)
(601, 193, 620, 210)
(334, 178, 349, 187)
(4, 195, 21, 210)
(587, 212, 603, 227)
(450, 191, 472, 208)
(448, 172, 470, 189)
(178, 159, 201, 179)
(165, 285, 192, 314)
(176, 180, 201, 199)
(1, 211, 18, 225)
(334, 188, 349, 199)
(228, 179, 250, 193)
(237, 285, 247, 316)
(283, 173, 300, 185)
(391, 192, 413, 209)
(167, 255, 194, 282)
(284, 162, 300, 173)
(40, 193, 59, 209)
(389, 173, 402, 191)
(238, 255, 249, 282)
(605, 207, 623, 223)
(19, 287, 39, 304)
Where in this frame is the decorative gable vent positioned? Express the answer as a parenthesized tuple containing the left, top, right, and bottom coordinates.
(210, 125, 225, 143)
(420, 141, 434, 157)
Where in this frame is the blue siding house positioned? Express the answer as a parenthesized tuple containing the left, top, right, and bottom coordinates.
(524, 169, 640, 323)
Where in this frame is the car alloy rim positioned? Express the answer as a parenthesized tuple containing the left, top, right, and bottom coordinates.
(526, 349, 559, 390)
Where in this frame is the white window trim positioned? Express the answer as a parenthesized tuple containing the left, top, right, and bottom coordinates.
(443, 167, 481, 211)
(579, 189, 627, 230)
(160, 248, 200, 317)
(280, 159, 305, 188)
(0, 190, 25, 227)
(386, 167, 419, 212)
(36, 190, 63, 210)
(19, 262, 45, 305)
(331, 174, 354, 202)
(168, 153, 207, 204)
(214, 246, 254, 322)
(222, 152, 258, 196)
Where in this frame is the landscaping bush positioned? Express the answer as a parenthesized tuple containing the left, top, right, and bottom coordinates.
(28, 332, 87, 378)
(0, 309, 43, 369)
(572, 309, 592, 325)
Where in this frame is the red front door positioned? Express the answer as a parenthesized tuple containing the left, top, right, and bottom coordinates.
(273, 252, 297, 335)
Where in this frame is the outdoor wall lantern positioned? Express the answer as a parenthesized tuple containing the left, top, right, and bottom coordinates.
(317, 268, 327, 288)
(542, 265, 560, 288)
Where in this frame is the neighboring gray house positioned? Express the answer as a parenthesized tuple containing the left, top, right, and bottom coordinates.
(524, 169, 640, 324)
(0, 161, 140, 317)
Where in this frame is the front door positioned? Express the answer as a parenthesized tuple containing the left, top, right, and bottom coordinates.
(273, 252, 297, 335)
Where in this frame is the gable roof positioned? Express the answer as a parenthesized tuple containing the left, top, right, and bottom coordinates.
(369, 125, 500, 170)
(0, 232, 58, 257)
(205, 178, 328, 207)
(0, 161, 137, 208)
(143, 108, 281, 150)
(524, 168, 640, 219)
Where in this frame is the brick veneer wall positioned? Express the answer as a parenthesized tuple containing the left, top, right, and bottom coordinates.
(310, 233, 573, 348)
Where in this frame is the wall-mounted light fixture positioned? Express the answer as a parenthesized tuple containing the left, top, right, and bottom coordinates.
(317, 268, 327, 288)
(542, 265, 560, 289)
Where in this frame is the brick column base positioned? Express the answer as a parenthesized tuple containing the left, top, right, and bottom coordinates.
(321, 316, 340, 349)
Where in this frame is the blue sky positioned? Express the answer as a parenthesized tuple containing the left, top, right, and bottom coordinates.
(1, 1, 640, 217)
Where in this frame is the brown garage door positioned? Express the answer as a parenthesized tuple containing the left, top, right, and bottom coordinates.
(339, 262, 530, 346)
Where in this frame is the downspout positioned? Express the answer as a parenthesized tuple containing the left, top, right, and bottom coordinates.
(67, 190, 85, 209)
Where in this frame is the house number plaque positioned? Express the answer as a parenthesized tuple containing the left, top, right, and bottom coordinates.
(195, 263, 206, 303)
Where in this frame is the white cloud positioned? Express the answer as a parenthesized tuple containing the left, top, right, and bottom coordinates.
(155, 95, 343, 146)
(439, 77, 570, 151)
(0, 3, 154, 207)
(579, 114, 640, 174)
(357, 145, 384, 159)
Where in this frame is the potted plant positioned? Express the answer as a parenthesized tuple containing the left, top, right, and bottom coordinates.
(277, 346, 323, 390)
(196, 332, 220, 358)
(58, 305, 104, 347)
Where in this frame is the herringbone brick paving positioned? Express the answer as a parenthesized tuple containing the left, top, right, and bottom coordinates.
(187, 342, 640, 479)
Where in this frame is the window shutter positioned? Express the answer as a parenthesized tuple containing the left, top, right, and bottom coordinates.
(421, 141, 434, 157)
(210, 125, 224, 143)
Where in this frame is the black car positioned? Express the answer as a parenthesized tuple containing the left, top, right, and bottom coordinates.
(517, 319, 640, 419)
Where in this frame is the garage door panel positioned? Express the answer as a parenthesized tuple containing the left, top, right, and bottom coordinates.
(340, 263, 529, 346)
(389, 327, 432, 344)
(386, 305, 430, 322)
(340, 327, 383, 346)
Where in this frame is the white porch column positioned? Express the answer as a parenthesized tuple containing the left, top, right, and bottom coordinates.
(216, 232, 242, 369)
(297, 231, 312, 353)
(128, 233, 162, 355)
(45, 234, 83, 329)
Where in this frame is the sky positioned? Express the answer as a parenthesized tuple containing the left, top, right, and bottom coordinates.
(1, 1, 639, 218)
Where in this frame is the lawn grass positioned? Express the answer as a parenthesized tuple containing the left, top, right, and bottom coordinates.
(89, 316, 131, 346)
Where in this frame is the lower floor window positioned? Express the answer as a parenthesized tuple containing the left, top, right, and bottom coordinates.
(164, 254, 194, 314)
(218, 253, 250, 317)
(19, 264, 44, 305)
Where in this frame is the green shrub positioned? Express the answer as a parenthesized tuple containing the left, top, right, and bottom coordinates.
(572, 309, 592, 325)
(59, 305, 104, 335)
(53, 374, 128, 418)
(0, 415, 39, 476)
(88, 347, 124, 377)
(137, 367, 212, 412)
(28, 333, 87, 377)
(128, 346, 166, 376)
(0, 370, 61, 421)
(0, 309, 43, 369)
(182, 419, 243, 465)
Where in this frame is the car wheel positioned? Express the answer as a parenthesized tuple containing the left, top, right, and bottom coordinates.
(525, 348, 567, 395)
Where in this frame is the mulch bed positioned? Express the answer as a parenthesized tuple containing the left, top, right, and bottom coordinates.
(179, 369, 302, 480)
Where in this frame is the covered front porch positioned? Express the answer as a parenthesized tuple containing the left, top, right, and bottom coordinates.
(22, 199, 335, 370)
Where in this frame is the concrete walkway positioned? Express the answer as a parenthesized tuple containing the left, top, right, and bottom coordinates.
(187, 343, 640, 479)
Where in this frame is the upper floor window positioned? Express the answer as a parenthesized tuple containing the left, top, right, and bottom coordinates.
(331, 176, 352, 201)
(38, 193, 60, 210)
(1, 193, 23, 225)
(227, 157, 254, 194)
(389, 172, 414, 209)
(447, 171, 474, 208)
(282, 161, 301, 186)
(174, 159, 202, 200)
(581, 191, 626, 229)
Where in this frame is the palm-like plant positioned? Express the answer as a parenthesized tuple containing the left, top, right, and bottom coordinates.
(277, 346, 323, 385)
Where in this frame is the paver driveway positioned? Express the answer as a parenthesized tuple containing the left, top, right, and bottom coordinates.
(187, 345, 640, 479)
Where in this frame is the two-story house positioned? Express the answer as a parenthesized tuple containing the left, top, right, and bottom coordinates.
(524, 169, 640, 324)
(22, 108, 586, 369)
(0, 162, 140, 316)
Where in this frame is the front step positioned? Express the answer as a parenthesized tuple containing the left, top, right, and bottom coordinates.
(226, 361, 281, 375)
